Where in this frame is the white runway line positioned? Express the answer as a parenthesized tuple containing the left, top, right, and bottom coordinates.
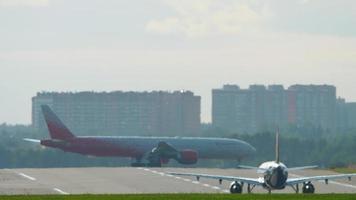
(16, 171, 70, 194)
(17, 173, 36, 181)
(137, 168, 228, 193)
(158, 172, 165, 176)
(290, 173, 356, 189)
(53, 188, 70, 195)
(203, 183, 211, 187)
(211, 186, 221, 190)
(326, 180, 356, 189)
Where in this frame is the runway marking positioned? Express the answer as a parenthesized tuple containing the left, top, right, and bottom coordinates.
(137, 168, 229, 193)
(327, 180, 356, 189)
(17, 173, 36, 181)
(290, 173, 356, 189)
(53, 188, 69, 195)
(158, 172, 165, 176)
(211, 186, 221, 190)
(14, 170, 70, 195)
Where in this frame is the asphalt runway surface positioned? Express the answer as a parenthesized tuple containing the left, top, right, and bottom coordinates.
(0, 167, 355, 195)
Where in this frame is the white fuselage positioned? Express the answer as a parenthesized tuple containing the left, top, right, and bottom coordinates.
(258, 161, 289, 190)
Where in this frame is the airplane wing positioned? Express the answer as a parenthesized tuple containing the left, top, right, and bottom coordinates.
(287, 173, 356, 185)
(168, 172, 263, 186)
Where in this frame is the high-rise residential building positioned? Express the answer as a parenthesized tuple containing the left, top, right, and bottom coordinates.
(213, 84, 288, 133)
(287, 85, 336, 131)
(346, 102, 356, 130)
(212, 85, 252, 133)
(336, 98, 348, 131)
(265, 85, 288, 130)
(212, 84, 338, 133)
(32, 91, 201, 136)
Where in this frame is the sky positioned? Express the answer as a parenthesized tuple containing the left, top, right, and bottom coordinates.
(0, 0, 356, 124)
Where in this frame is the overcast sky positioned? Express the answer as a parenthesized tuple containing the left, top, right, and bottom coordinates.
(1, 0, 356, 124)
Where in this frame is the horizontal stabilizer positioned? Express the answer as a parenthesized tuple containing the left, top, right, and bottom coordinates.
(288, 165, 318, 171)
(237, 165, 262, 170)
(23, 138, 41, 143)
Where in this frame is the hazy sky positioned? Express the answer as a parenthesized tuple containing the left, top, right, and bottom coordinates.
(1, 0, 356, 124)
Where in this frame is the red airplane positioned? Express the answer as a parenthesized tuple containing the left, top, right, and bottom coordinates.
(25, 105, 255, 167)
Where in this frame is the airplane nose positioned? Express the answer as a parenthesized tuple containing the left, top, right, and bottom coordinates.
(242, 142, 256, 157)
(249, 145, 256, 155)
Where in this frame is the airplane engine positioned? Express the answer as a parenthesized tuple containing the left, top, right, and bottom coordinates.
(177, 149, 198, 164)
(302, 182, 315, 194)
(230, 181, 242, 194)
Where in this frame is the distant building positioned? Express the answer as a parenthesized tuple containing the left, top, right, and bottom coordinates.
(287, 85, 336, 131)
(346, 102, 356, 130)
(212, 85, 252, 133)
(32, 91, 201, 136)
(212, 84, 338, 133)
(336, 98, 348, 131)
(212, 84, 288, 133)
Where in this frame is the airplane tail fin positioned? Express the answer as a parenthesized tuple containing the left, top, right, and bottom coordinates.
(41, 105, 75, 140)
(275, 128, 280, 163)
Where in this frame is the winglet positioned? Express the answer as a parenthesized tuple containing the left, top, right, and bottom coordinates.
(41, 105, 75, 140)
(275, 128, 280, 163)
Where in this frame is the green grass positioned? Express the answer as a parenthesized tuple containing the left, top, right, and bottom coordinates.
(0, 194, 355, 200)
(332, 168, 356, 174)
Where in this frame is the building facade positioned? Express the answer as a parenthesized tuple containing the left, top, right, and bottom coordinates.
(287, 85, 336, 131)
(346, 103, 356, 130)
(32, 91, 201, 136)
(212, 84, 338, 133)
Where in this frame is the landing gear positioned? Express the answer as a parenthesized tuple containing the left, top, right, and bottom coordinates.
(146, 162, 162, 167)
(302, 182, 315, 194)
(130, 156, 162, 167)
(230, 181, 242, 194)
(291, 184, 299, 193)
(131, 157, 147, 167)
(131, 162, 146, 167)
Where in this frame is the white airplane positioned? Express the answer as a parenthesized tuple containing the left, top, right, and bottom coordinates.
(169, 132, 356, 194)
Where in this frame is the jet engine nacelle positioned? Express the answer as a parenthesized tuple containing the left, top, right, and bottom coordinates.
(302, 182, 315, 194)
(177, 149, 198, 164)
(230, 181, 242, 194)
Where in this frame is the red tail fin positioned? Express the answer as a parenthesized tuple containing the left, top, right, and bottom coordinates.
(41, 105, 75, 140)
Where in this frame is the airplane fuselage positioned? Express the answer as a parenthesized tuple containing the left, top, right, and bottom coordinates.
(258, 161, 288, 190)
(41, 136, 256, 161)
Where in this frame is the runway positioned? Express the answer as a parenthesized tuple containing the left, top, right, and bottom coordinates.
(0, 167, 355, 195)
